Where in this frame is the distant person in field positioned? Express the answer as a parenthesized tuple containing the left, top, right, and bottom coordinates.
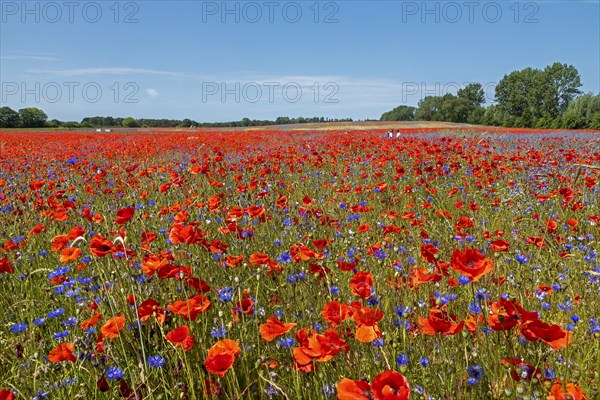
(386, 130, 393, 138)
(396, 130, 401, 138)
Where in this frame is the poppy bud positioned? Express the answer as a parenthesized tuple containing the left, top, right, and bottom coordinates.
(516, 385, 524, 394)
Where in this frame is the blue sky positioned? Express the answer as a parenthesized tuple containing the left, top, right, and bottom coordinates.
(1, 0, 599, 122)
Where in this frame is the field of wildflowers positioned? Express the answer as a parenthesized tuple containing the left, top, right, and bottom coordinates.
(0, 128, 598, 399)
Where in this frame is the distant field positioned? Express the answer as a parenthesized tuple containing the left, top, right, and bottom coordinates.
(2, 120, 599, 135)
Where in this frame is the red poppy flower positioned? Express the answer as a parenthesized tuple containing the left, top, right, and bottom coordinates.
(59, 247, 81, 263)
(410, 267, 442, 286)
(521, 319, 571, 350)
(0, 389, 15, 400)
(336, 378, 372, 400)
(140, 255, 168, 277)
(80, 312, 103, 330)
(165, 325, 195, 351)
(490, 239, 510, 252)
(66, 226, 85, 240)
(249, 253, 270, 265)
(352, 307, 384, 343)
(89, 234, 116, 258)
(224, 255, 244, 268)
(371, 370, 410, 400)
(0, 258, 14, 274)
(29, 223, 46, 235)
(137, 298, 165, 324)
(115, 207, 135, 224)
(48, 342, 76, 363)
(321, 301, 351, 327)
(350, 271, 374, 299)
(454, 216, 474, 231)
(141, 231, 157, 243)
(51, 234, 69, 253)
(275, 196, 288, 208)
(418, 308, 464, 336)
(548, 381, 587, 400)
(205, 339, 241, 377)
(450, 247, 494, 282)
(167, 295, 211, 321)
(421, 243, 439, 264)
(101, 314, 125, 339)
(358, 224, 370, 233)
(260, 316, 297, 342)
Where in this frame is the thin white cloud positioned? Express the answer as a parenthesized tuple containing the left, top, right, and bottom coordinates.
(2, 52, 60, 61)
(146, 88, 159, 97)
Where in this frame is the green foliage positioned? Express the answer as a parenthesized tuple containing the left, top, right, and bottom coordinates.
(17, 107, 48, 128)
(495, 63, 582, 126)
(413, 93, 484, 124)
(380, 105, 416, 121)
(590, 111, 600, 129)
(0, 107, 20, 128)
(457, 83, 485, 107)
(561, 93, 600, 129)
(122, 117, 140, 128)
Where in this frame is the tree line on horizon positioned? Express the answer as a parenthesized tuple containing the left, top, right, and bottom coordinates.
(0, 108, 353, 129)
(380, 62, 600, 130)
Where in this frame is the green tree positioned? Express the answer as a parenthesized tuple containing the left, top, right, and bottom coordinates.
(0, 107, 20, 128)
(495, 67, 542, 126)
(590, 112, 600, 129)
(46, 119, 62, 128)
(380, 105, 416, 121)
(562, 93, 600, 128)
(540, 62, 582, 117)
(457, 83, 485, 107)
(178, 118, 194, 127)
(18, 107, 48, 128)
(122, 117, 140, 128)
(415, 96, 444, 121)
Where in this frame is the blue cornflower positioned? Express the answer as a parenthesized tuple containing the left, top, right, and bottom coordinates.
(468, 365, 484, 381)
(469, 302, 483, 314)
(322, 383, 336, 397)
(53, 330, 69, 340)
(48, 308, 66, 318)
(11, 322, 27, 333)
(372, 338, 385, 348)
(147, 355, 165, 368)
(394, 305, 412, 317)
(210, 325, 227, 338)
(62, 317, 77, 327)
(106, 366, 125, 380)
(396, 354, 409, 366)
(367, 296, 379, 306)
(544, 368, 556, 380)
(419, 357, 429, 367)
(279, 337, 295, 349)
(516, 254, 529, 264)
(276, 252, 292, 263)
(217, 287, 235, 302)
(571, 315, 580, 323)
(374, 249, 387, 259)
(313, 321, 323, 332)
(32, 391, 49, 400)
